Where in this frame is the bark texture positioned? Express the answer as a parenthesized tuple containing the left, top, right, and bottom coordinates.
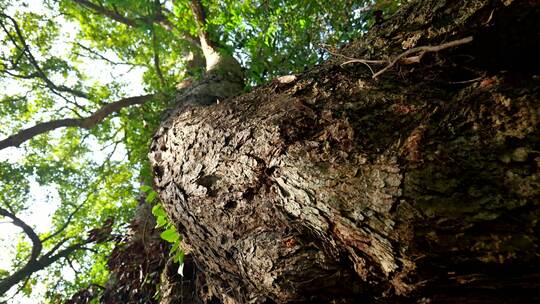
(149, 0, 540, 302)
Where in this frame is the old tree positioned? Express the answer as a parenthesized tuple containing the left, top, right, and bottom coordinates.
(1, 0, 539, 302)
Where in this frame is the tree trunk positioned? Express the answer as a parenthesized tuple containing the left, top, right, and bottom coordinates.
(148, 0, 540, 302)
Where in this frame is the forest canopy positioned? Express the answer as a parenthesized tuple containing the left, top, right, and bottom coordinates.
(0, 0, 399, 302)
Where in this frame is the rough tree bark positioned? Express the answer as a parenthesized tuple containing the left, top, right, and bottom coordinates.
(148, 0, 540, 303)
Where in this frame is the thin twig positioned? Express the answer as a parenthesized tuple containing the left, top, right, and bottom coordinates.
(342, 59, 376, 76)
(41, 196, 91, 243)
(319, 44, 385, 77)
(448, 76, 484, 85)
(73, 42, 139, 66)
(372, 36, 473, 78)
(0, 13, 90, 98)
(321, 37, 473, 79)
(70, 0, 200, 48)
(6, 276, 31, 301)
(152, 25, 166, 88)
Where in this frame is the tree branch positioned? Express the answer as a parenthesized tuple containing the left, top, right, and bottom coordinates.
(0, 207, 42, 263)
(0, 94, 154, 150)
(42, 237, 71, 259)
(0, 215, 108, 296)
(70, 0, 139, 27)
(0, 207, 43, 296)
(188, 0, 222, 71)
(0, 13, 90, 99)
(188, 0, 211, 46)
(41, 198, 89, 244)
(152, 26, 166, 88)
(65, 256, 81, 276)
(0, 239, 90, 295)
(70, 0, 200, 47)
(72, 42, 141, 66)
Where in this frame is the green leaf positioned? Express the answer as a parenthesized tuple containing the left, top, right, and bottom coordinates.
(155, 215, 167, 228)
(160, 228, 179, 243)
(0, 268, 9, 278)
(151, 204, 166, 218)
(175, 250, 184, 264)
(145, 190, 157, 203)
(140, 185, 153, 193)
(171, 242, 180, 253)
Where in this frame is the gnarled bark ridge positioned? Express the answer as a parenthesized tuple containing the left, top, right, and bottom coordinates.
(149, 0, 540, 302)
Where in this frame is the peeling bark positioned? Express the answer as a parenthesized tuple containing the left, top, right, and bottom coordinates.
(148, 0, 540, 303)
